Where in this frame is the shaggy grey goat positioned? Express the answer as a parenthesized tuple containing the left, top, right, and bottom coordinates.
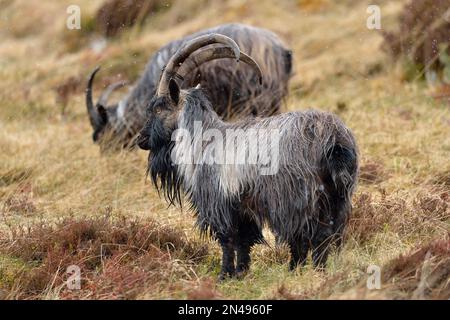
(137, 34, 358, 279)
(86, 23, 292, 149)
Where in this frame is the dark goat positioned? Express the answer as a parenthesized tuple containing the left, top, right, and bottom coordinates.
(86, 23, 292, 149)
(137, 34, 359, 279)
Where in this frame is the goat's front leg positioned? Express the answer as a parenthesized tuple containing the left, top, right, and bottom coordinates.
(289, 236, 309, 271)
(217, 232, 236, 281)
(235, 216, 263, 278)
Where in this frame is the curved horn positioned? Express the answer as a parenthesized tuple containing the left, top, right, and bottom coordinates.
(157, 34, 241, 96)
(177, 46, 263, 85)
(97, 81, 127, 107)
(86, 66, 101, 128)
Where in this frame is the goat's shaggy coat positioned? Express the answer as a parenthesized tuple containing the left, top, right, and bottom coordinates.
(139, 87, 359, 278)
(138, 32, 357, 278)
(86, 23, 292, 148)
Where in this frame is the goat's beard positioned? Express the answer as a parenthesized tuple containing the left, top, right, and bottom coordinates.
(148, 135, 183, 207)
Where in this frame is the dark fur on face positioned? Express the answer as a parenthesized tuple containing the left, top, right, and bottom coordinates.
(137, 92, 183, 205)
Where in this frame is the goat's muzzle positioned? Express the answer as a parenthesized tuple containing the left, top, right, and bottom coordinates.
(136, 132, 151, 150)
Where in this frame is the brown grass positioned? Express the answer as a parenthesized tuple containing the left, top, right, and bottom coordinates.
(186, 278, 223, 300)
(271, 237, 450, 300)
(348, 190, 449, 244)
(359, 160, 388, 184)
(0, 214, 208, 299)
(53, 76, 83, 116)
(381, 238, 450, 299)
(3, 183, 36, 216)
(95, 0, 168, 37)
(382, 0, 450, 77)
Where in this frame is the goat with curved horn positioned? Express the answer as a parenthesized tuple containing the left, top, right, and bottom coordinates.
(137, 44, 358, 280)
(83, 23, 293, 149)
(85, 66, 129, 143)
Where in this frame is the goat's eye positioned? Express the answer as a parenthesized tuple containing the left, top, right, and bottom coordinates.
(154, 107, 162, 114)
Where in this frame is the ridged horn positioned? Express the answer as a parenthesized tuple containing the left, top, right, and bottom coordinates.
(157, 34, 241, 96)
(177, 46, 263, 85)
(86, 66, 101, 128)
(98, 81, 127, 107)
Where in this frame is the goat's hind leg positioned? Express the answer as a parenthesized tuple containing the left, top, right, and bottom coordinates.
(234, 215, 263, 278)
(289, 235, 309, 271)
(311, 226, 333, 270)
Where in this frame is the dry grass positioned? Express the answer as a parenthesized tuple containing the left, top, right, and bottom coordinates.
(95, 0, 169, 37)
(0, 214, 208, 299)
(0, 0, 449, 299)
(382, 0, 450, 75)
(271, 237, 450, 300)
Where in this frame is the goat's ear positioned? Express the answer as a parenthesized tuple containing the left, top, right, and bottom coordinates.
(97, 105, 108, 124)
(169, 78, 180, 105)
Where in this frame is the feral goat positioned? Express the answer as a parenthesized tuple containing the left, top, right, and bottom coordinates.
(86, 23, 292, 149)
(137, 34, 358, 279)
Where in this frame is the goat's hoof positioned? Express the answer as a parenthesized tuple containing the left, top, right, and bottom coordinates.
(289, 262, 297, 271)
(217, 271, 235, 282)
(289, 261, 306, 272)
(313, 264, 327, 272)
(235, 267, 249, 279)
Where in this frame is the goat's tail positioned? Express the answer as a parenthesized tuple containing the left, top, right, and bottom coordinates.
(283, 49, 293, 77)
(324, 144, 358, 199)
(319, 143, 358, 247)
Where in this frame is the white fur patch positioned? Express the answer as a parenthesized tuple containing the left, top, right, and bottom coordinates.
(117, 100, 126, 120)
(219, 165, 242, 197)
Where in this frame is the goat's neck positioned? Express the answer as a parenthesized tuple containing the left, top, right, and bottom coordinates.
(180, 107, 223, 133)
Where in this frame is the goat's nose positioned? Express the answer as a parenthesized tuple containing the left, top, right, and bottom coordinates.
(137, 133, 150, 150)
